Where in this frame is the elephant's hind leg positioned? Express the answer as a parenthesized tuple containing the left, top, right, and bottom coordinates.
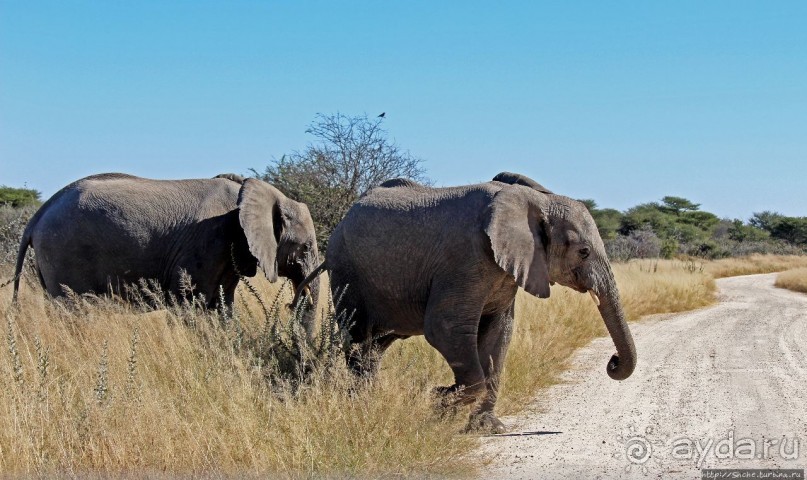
(348, 333, 406, 377)
(423, 295, 487, 414)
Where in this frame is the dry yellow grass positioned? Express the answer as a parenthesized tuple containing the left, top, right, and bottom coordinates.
(3, 255, 803, 476)
(0, 278, 473, 478)
(705, 254, 807, 278)
(775, 268, 807, 294)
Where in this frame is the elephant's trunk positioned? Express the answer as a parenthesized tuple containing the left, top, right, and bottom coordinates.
(292, 251, 322, 342)
(591, 264, 636, 381)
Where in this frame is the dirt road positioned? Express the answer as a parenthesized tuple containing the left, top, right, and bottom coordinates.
(480, 273, 807, 479)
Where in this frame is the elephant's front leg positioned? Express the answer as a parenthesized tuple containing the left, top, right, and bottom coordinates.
(466, 305, 514, 434)
(423, 302, 488, 414)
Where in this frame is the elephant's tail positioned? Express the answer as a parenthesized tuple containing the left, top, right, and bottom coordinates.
(11, 226, 33, 303)
(291, 261, 327, 310)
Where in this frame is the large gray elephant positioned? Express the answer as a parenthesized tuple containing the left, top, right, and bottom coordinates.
(13, 173, 320, 327)
(295, 172, 636, 433)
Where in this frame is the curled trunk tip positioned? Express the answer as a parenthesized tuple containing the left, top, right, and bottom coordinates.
(606, 353, 635, 380)
(596, 284, 637, 381)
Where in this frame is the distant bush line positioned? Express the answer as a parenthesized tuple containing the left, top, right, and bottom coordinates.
(581, 196, 806, 261)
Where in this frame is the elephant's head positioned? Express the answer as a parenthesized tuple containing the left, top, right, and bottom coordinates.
(238, 179, 321, 332)
(485, 178, 636, 381)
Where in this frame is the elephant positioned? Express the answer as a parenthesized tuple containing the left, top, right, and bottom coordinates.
(13, 173, 320, 330)
(294, 172, 636, 434)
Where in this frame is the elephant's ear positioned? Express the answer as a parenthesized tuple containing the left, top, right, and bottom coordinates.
(483, 188, 551, 298)
(237, 178, 281, 282)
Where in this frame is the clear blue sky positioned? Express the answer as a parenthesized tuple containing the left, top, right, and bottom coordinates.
(1, 2, 805, 220)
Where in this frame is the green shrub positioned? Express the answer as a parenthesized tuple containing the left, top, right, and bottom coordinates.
(0, 186, 41, 208)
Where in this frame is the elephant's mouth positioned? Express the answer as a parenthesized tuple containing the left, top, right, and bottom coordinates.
(570, 283, 599, 305)
(568, 266, 594, 294)
(280, 261, 306, 292)
(553, 272, 588, 294)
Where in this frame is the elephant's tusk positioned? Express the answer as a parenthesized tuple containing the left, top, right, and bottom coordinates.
(289, 286, 313, 311)
(589, 290, 601, 307)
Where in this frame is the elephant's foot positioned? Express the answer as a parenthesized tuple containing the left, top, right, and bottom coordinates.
(464, 411, 506, 435)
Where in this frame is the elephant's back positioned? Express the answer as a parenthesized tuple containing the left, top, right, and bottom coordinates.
(359, 181, 499, 211)
(349, 182, 501, 235)
(31, 173, 240, 245)
(72, 174, 239, 218)
(336, 182, 500, 285)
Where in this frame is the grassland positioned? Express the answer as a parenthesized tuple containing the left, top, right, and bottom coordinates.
(704, 254, 807, 278)
(0, 255, 800, 477)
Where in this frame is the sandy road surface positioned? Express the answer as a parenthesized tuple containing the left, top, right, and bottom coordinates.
(480, 273, 807, 479)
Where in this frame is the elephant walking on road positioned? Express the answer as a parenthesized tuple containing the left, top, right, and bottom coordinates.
(13, 173, 320, 329)
(295, 172, 636, 433)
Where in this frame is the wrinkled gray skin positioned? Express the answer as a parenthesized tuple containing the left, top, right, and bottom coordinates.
(13, 173, 320, 331)
(319, 172, 636, 434)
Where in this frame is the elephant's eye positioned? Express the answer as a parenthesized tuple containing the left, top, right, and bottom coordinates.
(578, 247, 591, 259)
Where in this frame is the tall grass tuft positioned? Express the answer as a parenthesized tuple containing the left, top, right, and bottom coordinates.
(124, 327, 139, 401)
(775, 268, 807, 294)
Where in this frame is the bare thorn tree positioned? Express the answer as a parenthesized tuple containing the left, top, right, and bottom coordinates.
(253, 113, 428, 250)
